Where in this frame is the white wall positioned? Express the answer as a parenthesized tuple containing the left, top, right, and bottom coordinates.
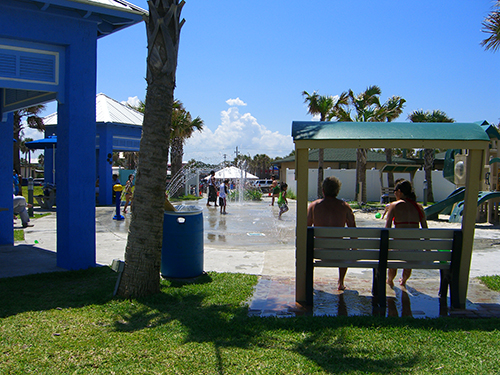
(285, 168, 456, 202)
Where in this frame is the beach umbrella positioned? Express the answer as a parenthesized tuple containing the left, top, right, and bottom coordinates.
(26, 136, 57, 183)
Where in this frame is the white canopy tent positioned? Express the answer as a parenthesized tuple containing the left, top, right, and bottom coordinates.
(205, 166, 258, 180)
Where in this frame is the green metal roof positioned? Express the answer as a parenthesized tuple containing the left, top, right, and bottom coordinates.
(292, 121, 490, 142)
(480, 124, 500, 140)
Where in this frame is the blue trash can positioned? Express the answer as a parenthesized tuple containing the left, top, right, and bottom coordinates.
(161, 206, 204, 278)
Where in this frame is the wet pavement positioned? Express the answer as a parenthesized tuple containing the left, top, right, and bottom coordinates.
(3, 196, 500, 318)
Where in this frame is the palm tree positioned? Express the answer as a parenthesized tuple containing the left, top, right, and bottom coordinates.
(13, 105, 45, 193)
(408, 110, 454, 203)
(234, 154, 252, 174)
(330, 86, 405, 202)
(302, 91, 337, 198)
(379, 96, 406, 188)
(117, 0, 185, 298)
(170, 103, 203, 190)
(252, 154, 271, 178)
(481, 1, 500, 51)
(331, 86, 378, 202)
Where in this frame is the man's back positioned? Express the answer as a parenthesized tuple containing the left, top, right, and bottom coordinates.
(307, 197, 356, 227)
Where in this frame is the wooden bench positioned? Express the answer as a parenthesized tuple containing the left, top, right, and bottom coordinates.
(306, 227, 463, 310)
(35, 188, 56, 209)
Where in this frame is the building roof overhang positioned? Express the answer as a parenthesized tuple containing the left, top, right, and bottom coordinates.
(292, 121, 491, 150)
(11, 0, 147, 37)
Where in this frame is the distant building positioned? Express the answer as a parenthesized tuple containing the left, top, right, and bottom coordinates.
(273, 148, 418, 174)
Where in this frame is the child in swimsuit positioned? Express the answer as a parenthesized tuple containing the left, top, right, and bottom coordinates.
(278, 183, 289, 219)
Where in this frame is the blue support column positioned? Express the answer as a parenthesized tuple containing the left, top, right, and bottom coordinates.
(55, 25, 97, 270)
(97, 124, 114, 205)
(0, 113, 14, 245)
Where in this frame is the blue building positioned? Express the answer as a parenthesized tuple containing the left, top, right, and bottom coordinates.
(0, 0, 146, 270)
(43, 93, 143, 205)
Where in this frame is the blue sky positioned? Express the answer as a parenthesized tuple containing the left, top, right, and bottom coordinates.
(34, 0, 500, 164)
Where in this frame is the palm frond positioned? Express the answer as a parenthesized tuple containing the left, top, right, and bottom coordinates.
(481, 6, 500, 51)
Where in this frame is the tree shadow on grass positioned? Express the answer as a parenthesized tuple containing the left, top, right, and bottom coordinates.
(2, 268, 500, 373)
(0, 266, 117, 318)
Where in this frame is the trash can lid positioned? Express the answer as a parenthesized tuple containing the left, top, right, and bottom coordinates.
(165, 205, 203, 215)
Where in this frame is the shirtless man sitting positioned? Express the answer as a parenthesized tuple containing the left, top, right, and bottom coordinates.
(307, 176, 356, 290)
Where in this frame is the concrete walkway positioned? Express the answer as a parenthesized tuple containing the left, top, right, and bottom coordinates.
(2, 197, 500, 317)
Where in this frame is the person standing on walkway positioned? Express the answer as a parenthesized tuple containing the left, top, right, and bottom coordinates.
(307, 176, 356, 290)
(122, 174, 135, 214)
(384, 179, 427, 287)
(13, 170, 20, 195)
(207, 170, 218, 207)
(219, 179, 228, 214)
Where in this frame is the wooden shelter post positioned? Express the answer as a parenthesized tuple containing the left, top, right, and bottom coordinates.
(458, 148, 485, 307)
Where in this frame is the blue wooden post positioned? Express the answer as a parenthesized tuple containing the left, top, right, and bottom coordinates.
(0, 113, 14, 245)
(55, 20, 97, 270)
(97, 124, 114, 206)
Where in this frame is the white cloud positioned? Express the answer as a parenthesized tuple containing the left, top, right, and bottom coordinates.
(122, 96, 141, 108)
(183, 101, 293, 164)
(225, 97, 247, 107)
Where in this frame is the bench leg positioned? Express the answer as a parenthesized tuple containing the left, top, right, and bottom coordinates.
(439, 269, 451, 315)
(372, 268, 387, 313)
(305, 267, 313, 306)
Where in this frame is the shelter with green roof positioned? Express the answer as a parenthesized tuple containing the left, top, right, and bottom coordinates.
(292, 121, 490, 308)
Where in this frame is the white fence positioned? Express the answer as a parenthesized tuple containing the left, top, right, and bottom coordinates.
(284, 168, 455, 202)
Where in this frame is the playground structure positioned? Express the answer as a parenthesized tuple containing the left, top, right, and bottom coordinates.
(424, 121, 500, 223)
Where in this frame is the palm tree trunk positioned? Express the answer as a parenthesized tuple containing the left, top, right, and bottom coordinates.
(356, 148, 367, 203)
(117, 0, 184, 298)
(424, 148, 434, 203)
(317, 148, 324, 199)
(385, 148, 394, 188)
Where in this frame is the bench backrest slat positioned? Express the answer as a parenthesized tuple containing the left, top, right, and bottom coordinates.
(388, 239, 454, 251)
(315, 249, 380, 261)
(387, 251, 452, 262)
(314, 238, 381, 250)
(387, 228, 455, 238)
(313, 227, 381, 238)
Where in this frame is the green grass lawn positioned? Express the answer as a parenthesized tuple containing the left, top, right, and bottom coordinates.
(479, 275, 500, 291)
(1, 268, 500, 374)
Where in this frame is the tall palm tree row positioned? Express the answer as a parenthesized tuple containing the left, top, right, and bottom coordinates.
(328, 86, 405, 203)
(302, 91, 337, 198)
(408, 110, 454, 203)
(118, 0, 185, 298)
(302, 86, 405, 203)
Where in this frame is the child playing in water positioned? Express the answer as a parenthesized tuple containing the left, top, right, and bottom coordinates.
(219, 179, 228, 214)
(278, 183, 288, 219)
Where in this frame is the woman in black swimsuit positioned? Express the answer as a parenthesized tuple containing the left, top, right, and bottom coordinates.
(385, 179, 428, 287)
